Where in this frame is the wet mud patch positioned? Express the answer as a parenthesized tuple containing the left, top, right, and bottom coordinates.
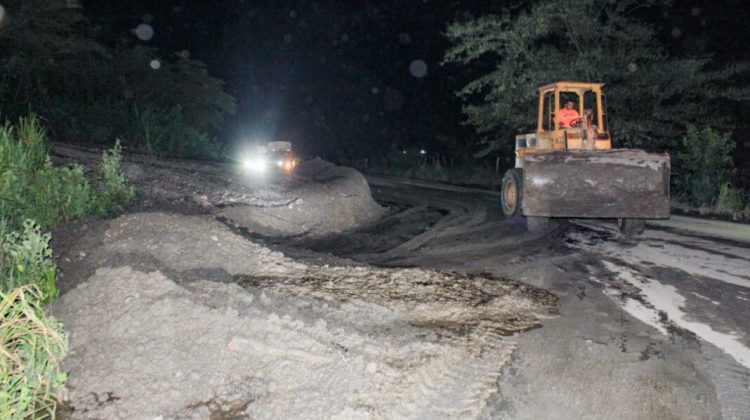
(237, 269, 558, 337)
(289, 204, 447, 257)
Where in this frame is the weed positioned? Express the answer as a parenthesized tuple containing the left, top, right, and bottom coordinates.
(0, 220, 58, 303)
(96, 140, 135, 216)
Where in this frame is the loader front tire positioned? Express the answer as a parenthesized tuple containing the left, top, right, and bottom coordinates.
(501, 168, 523, 218)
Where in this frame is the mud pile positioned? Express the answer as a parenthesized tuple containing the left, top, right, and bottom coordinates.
(218, 158, 386, 237)
(52, 212, 557, 418)
(51, 144, 385, 238)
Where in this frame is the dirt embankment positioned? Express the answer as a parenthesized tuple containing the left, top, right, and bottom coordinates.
(51, 212, 557, 419)
(51, 144, 386, 238)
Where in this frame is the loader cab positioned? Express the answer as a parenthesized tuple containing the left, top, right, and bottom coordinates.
(535, 82, 612, 151)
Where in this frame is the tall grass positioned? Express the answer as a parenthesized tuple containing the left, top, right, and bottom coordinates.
(0, 286, 68, 419)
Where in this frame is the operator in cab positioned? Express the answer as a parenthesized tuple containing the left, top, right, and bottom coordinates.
(558, 100, 580, 128)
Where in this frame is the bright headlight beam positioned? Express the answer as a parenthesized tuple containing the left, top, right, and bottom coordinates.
(242, 156, 267, 173)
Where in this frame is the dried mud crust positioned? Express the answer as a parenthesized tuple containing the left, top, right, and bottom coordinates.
(51, 212, 558, 419)
(239, 270, 558, 336)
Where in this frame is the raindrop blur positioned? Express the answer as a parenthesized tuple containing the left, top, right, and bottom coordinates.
(341, 34, 349, 42)
(180, 49, 190, 58)
(134, 23, 154, 41)
(691, 7, 700, 16)
(700, 20, 707, 27)
(409, 60, 428, 78)
(671, 27, 681, 38)
(0, 5, 5, 27)
(398, 32, 412, 45)
(150, 59, 161, 70)
(284, 33, 293, 43)
(289, 10, 297, 19)
(627, 62, 638, 72)
(371, 87, 379, 95)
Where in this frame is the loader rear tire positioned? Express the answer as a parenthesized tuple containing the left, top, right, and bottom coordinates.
(618, 218, 646, 236)
(501, 168, 523, 218)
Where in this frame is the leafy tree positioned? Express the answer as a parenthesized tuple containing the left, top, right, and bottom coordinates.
(0, 1, 235, 159)
(674, 126, 737, 207)
(0, 0, 105, 114)
(443, 0, 749, 155)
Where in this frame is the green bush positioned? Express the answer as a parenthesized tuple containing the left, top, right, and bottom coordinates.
(1, 116, 94, 230)
(0, 286, 68, 419)
(1, 116, 135, 229)
(674, 127, 740, 207)
(716, 183, 746, 213)
(95, 140, 135, 216)
(0, 220, 58, 303)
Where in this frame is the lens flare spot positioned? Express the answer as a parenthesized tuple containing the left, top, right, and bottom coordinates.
(409, 60, 428, 78)
(134, 23, 154, 41)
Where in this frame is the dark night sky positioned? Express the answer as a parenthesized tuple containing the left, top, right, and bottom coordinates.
(82, 0, 750, 159)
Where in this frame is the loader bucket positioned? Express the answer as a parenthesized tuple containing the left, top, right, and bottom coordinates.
(522, 149, 670, 219)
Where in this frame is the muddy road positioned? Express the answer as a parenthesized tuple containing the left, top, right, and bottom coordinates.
(286, 175, 750, 419)
(49, 147, 749, 418)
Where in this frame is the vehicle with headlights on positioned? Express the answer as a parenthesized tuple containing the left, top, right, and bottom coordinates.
(240, 141, 298, 175)
(267, 141, 299, 173)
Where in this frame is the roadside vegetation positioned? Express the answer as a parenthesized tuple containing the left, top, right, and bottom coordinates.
(673, 127, 748, 216)
(0, 116, 134, 417)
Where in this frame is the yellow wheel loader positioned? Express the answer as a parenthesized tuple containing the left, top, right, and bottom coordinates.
(501, 82, 670, 235)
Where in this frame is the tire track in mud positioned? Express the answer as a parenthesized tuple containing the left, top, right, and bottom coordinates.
(236, 268, 557, 419)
